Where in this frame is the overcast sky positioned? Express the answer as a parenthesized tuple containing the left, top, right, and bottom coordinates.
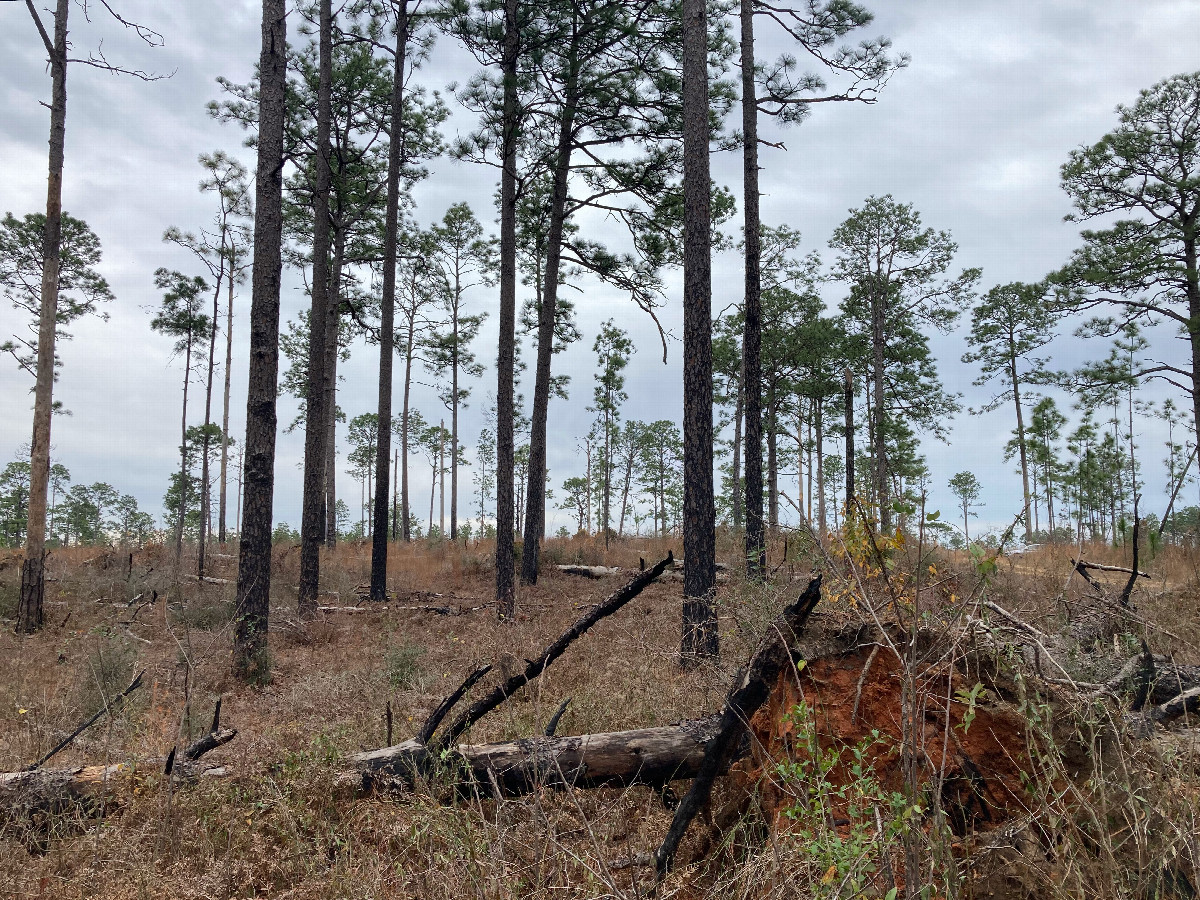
(3, 0, 1200, 541)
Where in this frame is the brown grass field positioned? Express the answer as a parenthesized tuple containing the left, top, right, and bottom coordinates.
(2, 531, 1200, 899)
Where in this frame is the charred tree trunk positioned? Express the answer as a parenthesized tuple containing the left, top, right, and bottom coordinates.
(494, 0, 520, 620)
(322, 234, 345, 549)
(18, 0, 69, 635)
(233, 0, 287, 682)
(521, 47, 579, 585)
(680, 0, 718, 667)
(219, 252, 236, 544)
(370, 0, 407, 601)
(298, 0, 334, 618)
(740, 0, 764, 580)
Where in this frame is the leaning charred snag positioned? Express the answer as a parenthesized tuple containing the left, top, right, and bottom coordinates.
(657, 575, 822, 877)
(429, 553, 674, 751)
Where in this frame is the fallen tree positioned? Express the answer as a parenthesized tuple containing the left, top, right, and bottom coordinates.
(347, 715, 729, 796)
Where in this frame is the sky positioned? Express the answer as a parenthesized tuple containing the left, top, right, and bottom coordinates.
(2, 0, 1200, 541)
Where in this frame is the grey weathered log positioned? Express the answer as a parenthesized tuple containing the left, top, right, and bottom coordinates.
(557, 565, 622, 579)
(348, 714, 732, 796)
(2, 727, 237, 818)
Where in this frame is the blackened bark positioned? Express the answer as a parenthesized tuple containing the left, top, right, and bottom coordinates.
(521, 48, 579, 585)
(871, 286, 891, 532)
(18, 0, 69, 635)
(174, 335, 194, 569)
(219, 260, 235, 547)
(844, 368, 854, 510)
(680, 0, 718, 668)
(298, 0, 335, 618)
(739, 0, 764, 582)
(219, 259, 235, 543)
(323, 234, 345, 549)
(495, 0, 520, 620)
(815, 400, 825, 541)
(731, 345, 743, 530)
(199, 266, 222, 577)
(233, 0, 287, 682)
(370, 1, 407, 601)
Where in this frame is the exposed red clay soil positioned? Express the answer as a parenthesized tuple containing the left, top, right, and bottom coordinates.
(742, 645, 1033, 836)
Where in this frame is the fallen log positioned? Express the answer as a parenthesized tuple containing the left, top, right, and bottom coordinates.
(347, 715, 730, 796)
(179, 573, 231, 586)
(1, 727, 237, 821)
(557, 565, 622, 578)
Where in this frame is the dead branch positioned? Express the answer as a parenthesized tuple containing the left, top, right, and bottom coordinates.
(429, 553, 675, 752)
(26, 670, 145, 771)
(416, 664, 493, 745)
(1073, 559, 1149, 579)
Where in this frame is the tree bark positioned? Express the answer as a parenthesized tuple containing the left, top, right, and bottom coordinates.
(494, 0, 520, 620)
(1010, 352, 1033, 542)
(680, 0, 718, 667)
(174, 335, 193, 571)
(233, 0, 287, 682)
(815, 399, 825, 542)
(401, 309, 414, 542)
(844, 368, 854, 510)
(871, 286, 891, 532)
(219, 251, 236, 543)
(298, 0, 335, 618)
(19, 0, 69, 635)
(521, 44, 579, 585)
(323, 233, 345, 549)
(198, 263, 222, 578)
(370, 0, 407, 600)
(732, 343, 744, 531)
(740, 0, 764, 581)
(350, 716, 727, 797)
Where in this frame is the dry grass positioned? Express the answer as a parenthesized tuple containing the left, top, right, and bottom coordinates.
(1, 533, 1200, 898)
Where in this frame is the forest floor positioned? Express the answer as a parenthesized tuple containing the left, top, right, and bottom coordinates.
(1, 531, 1200, 899)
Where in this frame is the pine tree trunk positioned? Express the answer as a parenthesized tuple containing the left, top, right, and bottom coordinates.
(439, 421, 446, 536)
(730, 346, 744, 531)
(199, 266, 222, 578)
(219, 254, 235, 543)
(450, 276, 459, 540)
(298, 0, 335, 617)
(370, 0, 406, 600)
(401, 321, 414, 542)
(233, 0, 287, 682)
(739, 0, 764, 580)
(18, 0, 69, 635)
(844, 368, 854, 511)
(871, 287, 891, 532)
(1010, 354, 1033, 542)
(323, 234, 345, 550)
(494, 0, 520, 620)
(175, 338, 193, 570)
(521, 47, 579, 585)
(680, 0, 718, 667)
(815, 400, 825, 542)
(767, 393, 778, 533)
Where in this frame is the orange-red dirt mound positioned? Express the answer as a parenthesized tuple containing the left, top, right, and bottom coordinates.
(743, 645, 1033, 836)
